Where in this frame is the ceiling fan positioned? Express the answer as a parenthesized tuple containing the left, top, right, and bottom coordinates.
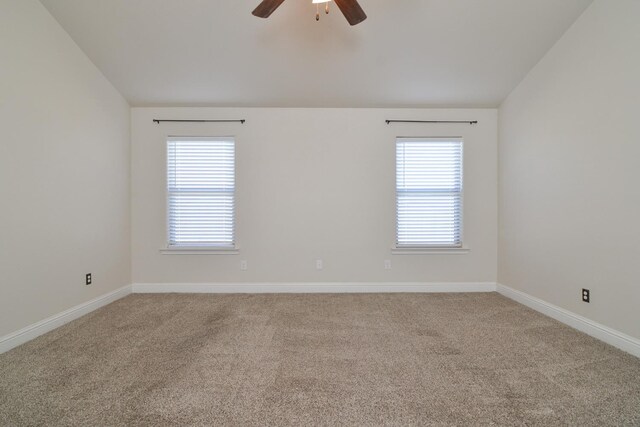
(252, 0, 367, 26)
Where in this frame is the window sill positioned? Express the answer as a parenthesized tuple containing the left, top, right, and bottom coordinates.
(160, 246, 239, 255)
(391, 246, 470, 255)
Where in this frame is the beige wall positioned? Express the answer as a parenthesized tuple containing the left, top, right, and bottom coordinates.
(132, 108, 497, 284)
(0, 0, 131, 336)
(499, 0, 640, 339)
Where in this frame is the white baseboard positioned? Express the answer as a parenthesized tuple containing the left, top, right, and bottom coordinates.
(497, 284, 640, 358)
(0, 285, 132, 354)
(132, 282, 497, 294)
(6, 282, 636, 359)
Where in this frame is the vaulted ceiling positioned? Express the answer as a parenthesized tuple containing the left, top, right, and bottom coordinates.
(40, 0, 593, 107)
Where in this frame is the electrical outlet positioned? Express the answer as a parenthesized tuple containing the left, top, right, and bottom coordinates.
(384, 259, 392, 270)
(316, 259, 323, 270)
(240, 260, 248, 271)
(85, 273, 92, 286)
(582, 288, 590, 303)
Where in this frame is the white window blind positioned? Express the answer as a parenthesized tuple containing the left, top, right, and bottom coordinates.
(396, 138, 463, 248)
(167, 137, 235, 248)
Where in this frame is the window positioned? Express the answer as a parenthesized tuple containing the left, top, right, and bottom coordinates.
(396, 138, 463, 248)
(167, 137, 235, 249)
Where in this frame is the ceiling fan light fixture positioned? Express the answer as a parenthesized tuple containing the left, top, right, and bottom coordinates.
(252, 0, 366, 26)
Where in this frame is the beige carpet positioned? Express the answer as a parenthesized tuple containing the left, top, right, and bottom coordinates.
(1, 293, 639, 426)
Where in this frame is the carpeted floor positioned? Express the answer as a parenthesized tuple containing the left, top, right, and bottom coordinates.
(1, 293, 639, 426)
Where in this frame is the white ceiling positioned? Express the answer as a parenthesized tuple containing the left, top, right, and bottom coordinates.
(40, 0, 593, 108)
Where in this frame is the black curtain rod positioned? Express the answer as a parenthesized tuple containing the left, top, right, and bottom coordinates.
(386, 120, 477, 125)
(153, 119, 245, 124)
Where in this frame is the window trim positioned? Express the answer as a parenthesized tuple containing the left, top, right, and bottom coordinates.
(160, 247, 239, 255)
(391, 246, 469, 255)
(394, 137, 465, 251)
(162, 136, 238, 254)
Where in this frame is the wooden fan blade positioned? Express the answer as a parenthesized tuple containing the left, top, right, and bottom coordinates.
(252, 0, 286, 18)
(333, 0, 367, 25)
